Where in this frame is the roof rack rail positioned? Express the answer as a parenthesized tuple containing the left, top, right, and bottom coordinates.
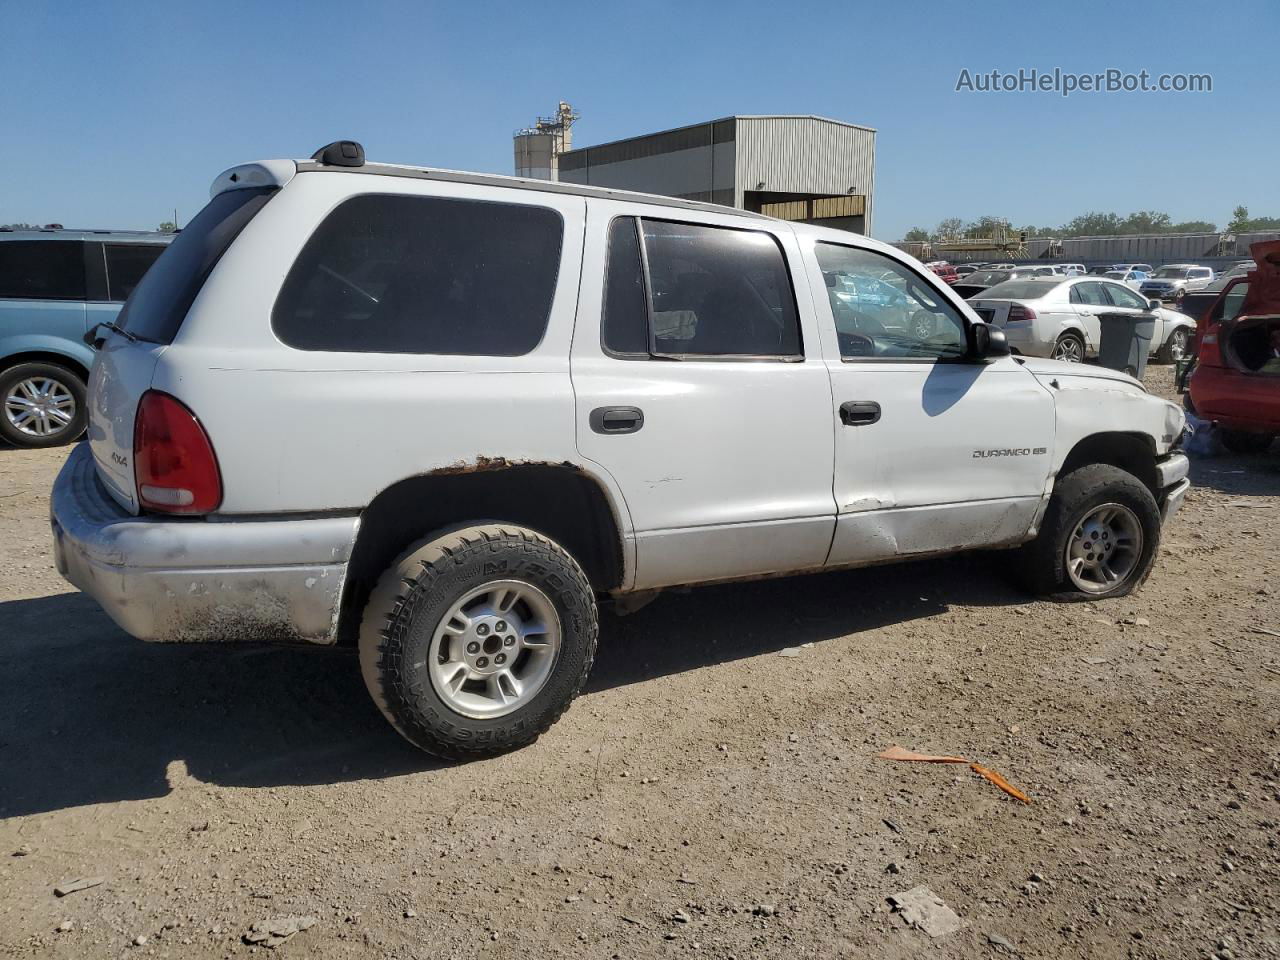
(311, 141, 365, 167)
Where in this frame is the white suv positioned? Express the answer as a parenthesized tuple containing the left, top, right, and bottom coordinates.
(51, 142, 1190, 758)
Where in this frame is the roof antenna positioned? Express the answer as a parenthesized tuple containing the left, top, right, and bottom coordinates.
(311, 141, 365, 167)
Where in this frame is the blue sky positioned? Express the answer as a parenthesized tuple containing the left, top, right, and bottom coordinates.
(2, 0, 1275, 241)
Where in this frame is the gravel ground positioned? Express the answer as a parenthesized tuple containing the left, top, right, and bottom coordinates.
(1, 365, 1278, 959)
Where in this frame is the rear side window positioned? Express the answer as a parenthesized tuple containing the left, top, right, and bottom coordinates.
(602, 217, 801, 359)
(0, 241, 86, 300)
(1070, 282, 1109, 306)
(118, 187, 276, 343)
(273, 194, 563, 356)
(104, 244, 166, 302)
(601, 218, 649, 356)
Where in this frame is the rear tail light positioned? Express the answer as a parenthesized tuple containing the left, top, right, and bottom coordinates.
(1197, 328, 1222, 367)
(134, 391, 222, 514)
(1007, 304, 1037, 323)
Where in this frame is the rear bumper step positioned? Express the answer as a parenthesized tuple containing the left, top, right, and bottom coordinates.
(50, 443, 358, 644)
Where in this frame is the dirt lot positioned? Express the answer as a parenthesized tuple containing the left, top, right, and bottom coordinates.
(1, 366, 1278, 959)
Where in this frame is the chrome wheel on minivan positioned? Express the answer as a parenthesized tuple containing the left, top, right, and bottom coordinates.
(0, 362, 86, 448)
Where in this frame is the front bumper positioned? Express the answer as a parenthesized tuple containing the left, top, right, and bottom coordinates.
(50, 443, 358, 644)
(1155, 452, 1190, 522)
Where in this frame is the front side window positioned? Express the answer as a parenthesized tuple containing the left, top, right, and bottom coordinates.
(0, 241, 86, 300)
(1105, 283, 1147, 309)
(816, 243, 967, 360)
(274, 194, 563, 355)
(104, 244, 167, 302)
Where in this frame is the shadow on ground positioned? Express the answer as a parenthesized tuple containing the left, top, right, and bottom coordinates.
(0, 553, 1027, 818)
(1187, 446, 1280, 496)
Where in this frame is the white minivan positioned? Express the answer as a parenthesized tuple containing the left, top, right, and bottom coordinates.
(51, 142, 1190, 758)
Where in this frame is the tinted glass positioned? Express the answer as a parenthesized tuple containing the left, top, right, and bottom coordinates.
(274, 194, 562, 356)
(0, 240, 86, 300)
(979, 279, 1063, 300)
(1104, 283, 1147, 309)
(104, 244, 166, 302)
(119, 187, 276, 343)
(1219, 281, 1249, 323)
(641, 220, 800, 357)
(601, 217, 648, 356)
(816, 243, 966, 360)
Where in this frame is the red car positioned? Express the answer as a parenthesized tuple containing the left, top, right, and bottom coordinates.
(925, 261, 959, 285)
(1187, 240, 1280, 453)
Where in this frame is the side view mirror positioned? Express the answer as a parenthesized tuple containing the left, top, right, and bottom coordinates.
(83, 323, 106, 350)
(824, 273, 837, 288)
(968, 323, 1010, 360)
(1147, 299, 1161, 311)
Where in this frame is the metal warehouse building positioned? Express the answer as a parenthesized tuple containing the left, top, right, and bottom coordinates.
(556, 115, 876, 234)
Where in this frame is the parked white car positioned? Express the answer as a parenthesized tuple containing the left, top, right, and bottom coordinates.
(968, 276, 1195, 363)
(50, 142, 1190, 758)
(1105, 268, 1149, 290)
(1138, 264, 1215, 303)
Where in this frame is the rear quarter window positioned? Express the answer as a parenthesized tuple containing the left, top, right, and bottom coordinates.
(272, 194, 563, 356)
(0, 240, 87, 300)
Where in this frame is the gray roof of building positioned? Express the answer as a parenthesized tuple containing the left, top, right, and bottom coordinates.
(559, 114, 877, 158)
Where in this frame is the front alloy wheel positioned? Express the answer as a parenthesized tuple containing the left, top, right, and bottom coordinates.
(1018, 463, 1161, 601)
(1064, 503, 1143, 595)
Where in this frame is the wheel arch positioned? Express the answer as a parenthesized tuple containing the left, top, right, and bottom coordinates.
(1056, 431, 1159, 496)
(336, 461, 629, 646)
(0, 348, 91, 383)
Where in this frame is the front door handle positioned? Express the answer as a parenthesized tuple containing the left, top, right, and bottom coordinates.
(590, 406, 644, 435)
(840, 400, 881, 426)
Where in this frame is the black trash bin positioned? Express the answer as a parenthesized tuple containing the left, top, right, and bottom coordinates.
(1097, 311, 1155, 378)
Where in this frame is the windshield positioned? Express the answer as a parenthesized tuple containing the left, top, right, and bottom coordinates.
(978, 279, 1064, 300)
(1153, 267, 1190, 279)
(118, 187, 277, 343)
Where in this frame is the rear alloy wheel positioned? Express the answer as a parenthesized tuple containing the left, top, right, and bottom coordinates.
(0, 362, 87, 449)
(1220, 429, 1274, 455)
(1052, 332, 1085, 363)
(358, 524, 598, 759)
(1018, 464, 1161, 601)
(1156, 328, 1189, 364)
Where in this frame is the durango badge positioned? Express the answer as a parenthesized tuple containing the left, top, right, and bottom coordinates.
(972, 447, 1048, 458)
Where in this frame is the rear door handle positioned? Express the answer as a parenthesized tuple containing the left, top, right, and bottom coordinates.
(590, 406, 644, 435)
(839, 401, 881, 426)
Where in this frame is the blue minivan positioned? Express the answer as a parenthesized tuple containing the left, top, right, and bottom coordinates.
(0, 230, 171, 447)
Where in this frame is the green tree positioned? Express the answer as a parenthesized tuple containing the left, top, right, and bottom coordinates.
(902, 226, 930, 242)
(157, 221, 177, 233)
(934, 217, 965, 240)
(1227, 205, 1250, 232)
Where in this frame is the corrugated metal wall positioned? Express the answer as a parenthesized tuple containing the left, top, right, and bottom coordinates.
(734, 117, 876, 233)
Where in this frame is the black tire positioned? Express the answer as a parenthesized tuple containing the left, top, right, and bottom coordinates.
(1156, 328, 1189, 365)
(1018, 464, 1162, 601)
(1052, 331, 1086, 363)
(0, 361, 87, 448)
(1220, 429, 1274, 455)
(358, 523, 598, 759)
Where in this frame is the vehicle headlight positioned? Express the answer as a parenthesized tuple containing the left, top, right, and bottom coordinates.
(1164, 401, 1186, 446)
